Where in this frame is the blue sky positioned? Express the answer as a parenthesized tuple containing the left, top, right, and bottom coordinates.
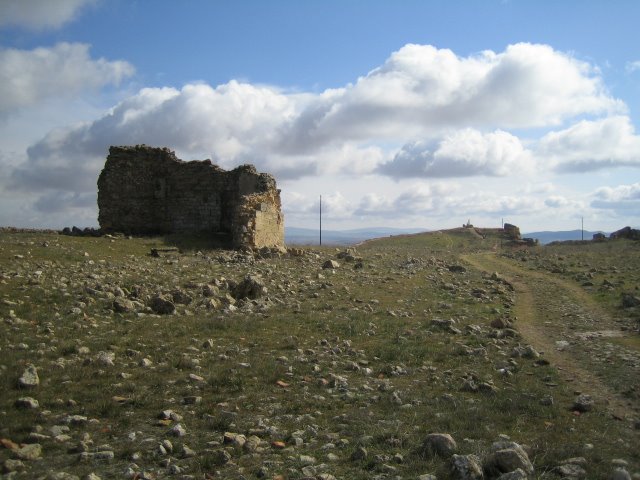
(1, 0, 639, 232)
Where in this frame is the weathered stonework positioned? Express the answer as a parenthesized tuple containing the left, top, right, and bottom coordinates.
(97, 145, 284, 248)
(503, 223, 521, 240)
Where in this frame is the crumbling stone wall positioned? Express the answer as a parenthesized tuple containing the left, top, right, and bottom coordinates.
(503, 223, 521, 240)
(97, 145, 284, 248)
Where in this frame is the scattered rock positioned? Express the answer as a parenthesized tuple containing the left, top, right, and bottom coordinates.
(555, 463, 587, 478)
(232, 275, 267, 300)
(491, 317, 512, 329)
(351, 446, 368, 461)
(3, 459, 25, 472)
(223, 432, 246, 448)
(79, 450, 114, 462)
(323, 260, 340, 270)
(484, 441, 534, 477)
(511, 345, 539, 359)
(46, 473, 81, 480)
(171, 289, 193, 305)
(450, 454, 483, 480)
(609, 468, 632, 480)
(421, 433, 457, 458)
(209, 449, 232, 465)
(449, 265, 467, 273)
(149, 295, 176, 314)
(572, 394, 594, 413)
(18, 365, 39, 388)
(14, 443, 42, 460)
(113, 297, 136, 313)
(621, 293, 640, 309)
(96, 351, 115, 367)
(495, 468, 528, 480)
(170, 423, 187, 437)
(15, 396, 39, 409)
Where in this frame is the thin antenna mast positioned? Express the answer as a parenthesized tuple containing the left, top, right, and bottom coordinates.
(319, 195, 322, 246)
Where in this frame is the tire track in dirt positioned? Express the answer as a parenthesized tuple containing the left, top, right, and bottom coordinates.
(462, 252, 638, 420)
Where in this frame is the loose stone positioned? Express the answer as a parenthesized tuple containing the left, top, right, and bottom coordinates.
(572, 394, 594, 412)
(450, 454, 483, 480)
(18, 365, 39, 388)
(421, 433, 458, 458)
(15, 396, 39, 409)
(14, 443, 42, 460)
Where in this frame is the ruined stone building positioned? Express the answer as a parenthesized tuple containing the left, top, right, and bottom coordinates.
(97, 145, 284, 248)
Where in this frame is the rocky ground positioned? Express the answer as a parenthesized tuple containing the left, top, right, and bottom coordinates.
(0, 229, 638, 479)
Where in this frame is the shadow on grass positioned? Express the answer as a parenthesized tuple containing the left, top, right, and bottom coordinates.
(159, 232, 234, 252)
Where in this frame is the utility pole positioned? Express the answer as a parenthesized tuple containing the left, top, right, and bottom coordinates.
(319, 195, 322, 246)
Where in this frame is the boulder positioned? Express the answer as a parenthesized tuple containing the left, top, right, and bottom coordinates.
(421, 433, 458, 458)
(451, 454, 484, 480)
(18, 365, 39, 388)
(171, 289, 193, 305)
(232, 275, 267, 300)
(323, 260, 340, 270)
(621, 293, 640, 309)
(496, 469, 528, 480)
(113, 297, 136, 313)
(484, 441, 534, 477)
(572, 394, 594, 412)
(15, 397, 39, 409)
(149, 295, 176, 314)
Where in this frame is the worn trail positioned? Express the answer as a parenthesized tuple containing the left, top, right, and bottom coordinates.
(462, 252, 640, 420)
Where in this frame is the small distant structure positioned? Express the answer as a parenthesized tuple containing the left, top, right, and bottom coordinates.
(97, 145, 285, 249)
(463, 219, 473, 228)
(592, 232, 606, 242)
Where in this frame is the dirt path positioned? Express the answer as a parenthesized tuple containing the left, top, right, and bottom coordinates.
(462, 252, 640, 421)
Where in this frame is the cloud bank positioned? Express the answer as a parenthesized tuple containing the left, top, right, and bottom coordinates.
(0, 0, 96, 30)
(378, 129, 533, 178)
(537, 116, 640, 172)
(277, 43, 622, 152)
(0, 43, 134, 115)
(591, 183, 640, 212)
(1, 42, 639, 228)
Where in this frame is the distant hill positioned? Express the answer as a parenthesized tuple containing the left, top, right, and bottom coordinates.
(522, 229, 607, 245)
(287, 227, 620, 246)
(285, 227, 427, 246)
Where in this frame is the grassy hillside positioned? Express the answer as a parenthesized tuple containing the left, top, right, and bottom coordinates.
(0, 229, 637, 479)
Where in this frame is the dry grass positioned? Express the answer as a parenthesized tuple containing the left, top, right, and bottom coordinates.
(0, 229, 638, 479)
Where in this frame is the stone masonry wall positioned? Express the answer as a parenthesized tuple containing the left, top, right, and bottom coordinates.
(232, 191, 284, 248)
(97, 145, 285, 248)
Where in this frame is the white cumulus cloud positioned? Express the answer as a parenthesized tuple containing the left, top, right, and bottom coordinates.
(544, 195, 584, 210)
(591, 183, 640, 212)
(277, 43, 622, 152)
(0, 0, 96, 30)
(0, 42, 134, 115)
(378, 129, 533, 178)
(10, 81, 296, 193)
(2, 42, 637, 228)
(537, 116, 640, 172)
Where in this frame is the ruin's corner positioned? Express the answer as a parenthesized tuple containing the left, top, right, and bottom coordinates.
(97, 145, 285, 249)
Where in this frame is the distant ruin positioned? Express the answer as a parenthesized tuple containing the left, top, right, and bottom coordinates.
(503, 223, 521, 240)
(97, 145, 284, 249)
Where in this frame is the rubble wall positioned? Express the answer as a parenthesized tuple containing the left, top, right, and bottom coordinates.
(97, 145, 285, 248)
